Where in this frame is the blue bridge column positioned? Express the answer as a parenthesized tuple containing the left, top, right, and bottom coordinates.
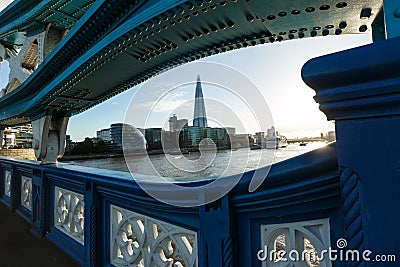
(30, 167, 48, 238)
(200, 195, 232, 267)
(302, 37, 400, 263)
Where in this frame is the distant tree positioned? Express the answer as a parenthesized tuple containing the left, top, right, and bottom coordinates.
(70, 138, 111, 155)
(70, 137, 95, 155)
(94, 139, 109, 154)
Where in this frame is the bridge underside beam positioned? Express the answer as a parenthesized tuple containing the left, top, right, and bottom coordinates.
(0, 24, 63, 95)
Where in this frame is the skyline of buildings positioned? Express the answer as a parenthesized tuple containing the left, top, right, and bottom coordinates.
(1, 124, 33, 148)
(92, 75, 336, 152)
(168, 114, 188, 132)
(95, 75, 232, 151)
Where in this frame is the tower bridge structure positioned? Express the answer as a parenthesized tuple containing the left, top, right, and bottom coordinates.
(0, 0, 384, 162)
(0, 1, 398, 266)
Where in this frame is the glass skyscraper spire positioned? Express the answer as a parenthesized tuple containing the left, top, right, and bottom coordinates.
(193, 75, 208, 127)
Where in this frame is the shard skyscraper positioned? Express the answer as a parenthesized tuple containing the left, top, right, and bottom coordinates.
(193, 75, 208, 127)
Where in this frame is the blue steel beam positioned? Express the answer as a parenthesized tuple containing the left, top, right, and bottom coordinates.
(0, 0, 146, 125)
(383, 0, 400, 38)
(0, 0, 383, 126)
(0, 0, 96, 46)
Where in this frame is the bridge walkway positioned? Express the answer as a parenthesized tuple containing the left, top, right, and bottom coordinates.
(0, 203, 78, 267)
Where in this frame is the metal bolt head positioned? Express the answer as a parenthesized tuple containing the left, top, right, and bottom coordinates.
(395, 7, 400, 18)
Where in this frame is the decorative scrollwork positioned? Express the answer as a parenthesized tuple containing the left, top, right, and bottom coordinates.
(54, 186, 85, 244)
(4, 170, 11, 197)
(21, 176, 32, 210)
(260, 219, 332, 267)
(110, 205, 198, 267)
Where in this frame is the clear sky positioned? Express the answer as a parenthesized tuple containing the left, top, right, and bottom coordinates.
(0, 0, 13, 12)
(0, 0, 372, 141)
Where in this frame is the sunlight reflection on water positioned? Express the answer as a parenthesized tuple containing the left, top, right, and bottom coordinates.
(68, 142, 328, 180)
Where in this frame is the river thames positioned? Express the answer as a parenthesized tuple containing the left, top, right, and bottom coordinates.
(66, 142, 327, 180)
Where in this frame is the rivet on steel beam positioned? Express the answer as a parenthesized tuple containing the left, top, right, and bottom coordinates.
(394, 7, 400, 18)
(359, 25, 367, 32)
(305, 7, 315, 12)
(278, 11, 287, 17)
(339, 21, 347, 29)
(246, 15, 255, 22)
(319, 5, 330, 10)
(227, 20, 235, 27)
(336, 2, 347, 8)
(291, 10, 300, 15)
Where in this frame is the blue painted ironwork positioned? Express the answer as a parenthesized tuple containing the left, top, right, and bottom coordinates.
(0, 0, 398, 266)
(383, 0, 400, 38)
(0, 144, 341, 266)
(0, 0, 97, 47)
(340, 168, 367, 267)
(222, 237, 233, 267)
(31, 167, 46, 237)
(303, 35, 400, 265)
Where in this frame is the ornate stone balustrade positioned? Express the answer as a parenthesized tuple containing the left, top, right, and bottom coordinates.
(4, 170, 11, 197)
(110, 205, 198, 267)
(260, 219, 331, 267)
(0, 144, 340, 266)
(54, 186, 85, 244)
(20, 176, 32, 210)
